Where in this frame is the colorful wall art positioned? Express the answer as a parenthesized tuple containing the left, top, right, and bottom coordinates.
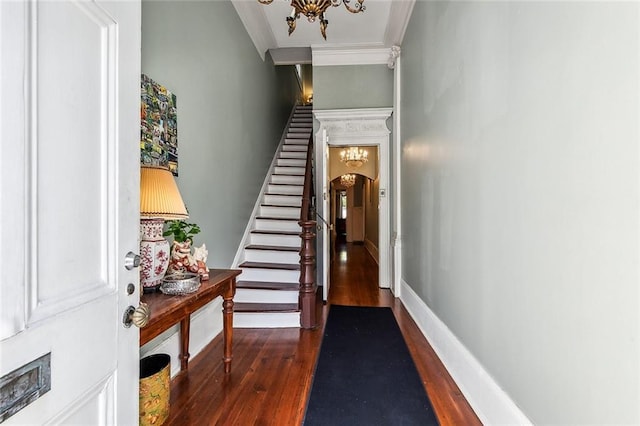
(140, 74, 178, 175)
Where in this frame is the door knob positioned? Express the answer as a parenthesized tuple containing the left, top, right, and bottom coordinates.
(124, 251, 141, 270)
(123, 303, 150, 328)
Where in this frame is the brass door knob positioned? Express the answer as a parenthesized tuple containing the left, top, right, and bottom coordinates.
(123, 303, 150, 328)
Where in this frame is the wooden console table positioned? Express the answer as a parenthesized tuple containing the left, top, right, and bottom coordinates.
(140, 268, 240, 374)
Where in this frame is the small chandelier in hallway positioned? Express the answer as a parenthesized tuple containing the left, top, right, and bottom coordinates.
(340, 173, 356, 187)
(340, 146, 368, 168)
(257, 0, 365, 40)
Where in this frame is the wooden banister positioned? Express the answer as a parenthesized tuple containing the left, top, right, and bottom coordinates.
(299, 131, 319, 329)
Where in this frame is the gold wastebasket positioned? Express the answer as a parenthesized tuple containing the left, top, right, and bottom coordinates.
(139, 354, 170, 426)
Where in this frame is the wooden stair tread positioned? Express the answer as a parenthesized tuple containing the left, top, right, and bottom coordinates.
(267, 183, 304, 187)
(234, 303, 300, 313)
(250, 229, 299, 235)
(245, 244, 300, 252)
(236, 280, 299, 291)
(261, 204, 300, 208)
(264, 193, 301, 197)
(239, 261, 300, 270)
(255, 216, 299, 221)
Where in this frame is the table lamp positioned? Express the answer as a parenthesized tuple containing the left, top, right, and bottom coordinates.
(140, 165, 188, 292)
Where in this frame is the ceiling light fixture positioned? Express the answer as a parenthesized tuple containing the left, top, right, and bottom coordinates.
(258, 0, 365, 40)
(340, 174, 356, 187)
(340, 146, 368, 168)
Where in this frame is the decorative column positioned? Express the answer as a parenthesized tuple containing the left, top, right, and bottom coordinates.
(389, 45, 403, 296)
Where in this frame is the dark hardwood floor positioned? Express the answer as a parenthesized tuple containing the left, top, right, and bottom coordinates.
(165, 241, 481, 425)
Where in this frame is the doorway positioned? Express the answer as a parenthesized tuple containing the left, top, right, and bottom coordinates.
(314, 108, 393, 301)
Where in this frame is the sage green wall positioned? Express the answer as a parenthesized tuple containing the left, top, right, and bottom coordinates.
(401, 1, 639, 424)
(142, 0, 299, 267)
(313, 64, 393, 109)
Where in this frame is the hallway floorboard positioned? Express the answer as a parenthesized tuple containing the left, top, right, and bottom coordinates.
(165, 242, 481, 425)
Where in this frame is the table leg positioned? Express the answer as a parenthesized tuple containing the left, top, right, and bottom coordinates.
(179, 316, 191, 371)
(222, 290, 234, 374)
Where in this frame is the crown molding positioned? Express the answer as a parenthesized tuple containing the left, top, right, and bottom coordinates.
(384, 0, 416, 46)
(231, 0, 276, 61)
(312, 45, 391, 66)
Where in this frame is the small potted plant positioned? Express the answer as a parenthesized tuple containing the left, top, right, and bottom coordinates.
(163, 221, 208, 278)
(163, 220, 201, 245)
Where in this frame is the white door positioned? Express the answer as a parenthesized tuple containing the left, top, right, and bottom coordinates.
(0, 1, 141, 424)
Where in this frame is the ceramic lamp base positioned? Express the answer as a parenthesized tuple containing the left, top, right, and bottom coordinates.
(140, 218, 170, 292)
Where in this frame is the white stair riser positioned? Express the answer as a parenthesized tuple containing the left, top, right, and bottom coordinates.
(277, 158, 306, 167)
(274, 166, 304, 175)
(284, 141, 308, 148)
(250, 233, 301, 247)
(263, 194, 301, 206)
(271, 174, 304, 185)
(244, 249, 299, 264)
(266, 184, 303, 195)
(234, 288, 299, 304)
(255, 218, 301, 232)
(239, 267, 299, 283)
(279, 151, 307, 159)
(234, 312, 300, 328)
(282, 144, 307, 152)
(260, 205, 300, 218)
(286, 133, 310, 139)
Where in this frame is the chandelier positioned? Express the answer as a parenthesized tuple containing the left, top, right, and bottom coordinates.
(340, 174, 356, 187)
(258, 0, 366, 40)
(340, 146, 368, 168)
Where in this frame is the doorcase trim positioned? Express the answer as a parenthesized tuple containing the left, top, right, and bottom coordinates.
(314, 108, 393, 295)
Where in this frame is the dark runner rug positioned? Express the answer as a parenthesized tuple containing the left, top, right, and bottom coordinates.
(304, 305, 439, 425)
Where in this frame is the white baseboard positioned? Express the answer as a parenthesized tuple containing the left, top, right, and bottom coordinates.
(140, 299, 223, 378)
(364, 238, 379, 265)
(234, 311, 300, 328)
(400, 280, 532, 425)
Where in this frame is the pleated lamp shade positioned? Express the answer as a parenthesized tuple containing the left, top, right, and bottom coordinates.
(140, 165, 189, 219)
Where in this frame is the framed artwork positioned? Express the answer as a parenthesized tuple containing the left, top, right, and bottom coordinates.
(140, 74, 178, 175)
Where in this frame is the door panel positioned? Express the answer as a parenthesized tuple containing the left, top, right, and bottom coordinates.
(0, 1, 140, 424)
(33, 0, 116, 320)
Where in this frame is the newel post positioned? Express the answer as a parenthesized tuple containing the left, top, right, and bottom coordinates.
(299, 219, 318, 329)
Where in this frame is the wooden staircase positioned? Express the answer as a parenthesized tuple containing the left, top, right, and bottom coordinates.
(233, 105, 313, 328)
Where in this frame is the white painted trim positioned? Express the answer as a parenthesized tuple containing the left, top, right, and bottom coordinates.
(231, 0, 276, 61)
(364, 238, 379, 265)
(234, 311, 300, 328)
(312, 46, 391, 66)
(400, 280, 533, 426)
(314, 108, 393, 123)
(315, 108, 393, 292)
(384, 0, 416, 46)
(391, 48, 402, 296)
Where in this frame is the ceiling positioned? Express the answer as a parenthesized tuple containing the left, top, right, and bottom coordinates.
(231, 0, 415, 65)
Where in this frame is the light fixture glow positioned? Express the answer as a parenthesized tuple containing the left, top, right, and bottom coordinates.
(340, 146, 368, 168)
(340, 174, 356, 187)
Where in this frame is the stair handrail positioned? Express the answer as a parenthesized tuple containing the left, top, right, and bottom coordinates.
(299, 128, 319, 329)
(311, 207, 333, 231)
